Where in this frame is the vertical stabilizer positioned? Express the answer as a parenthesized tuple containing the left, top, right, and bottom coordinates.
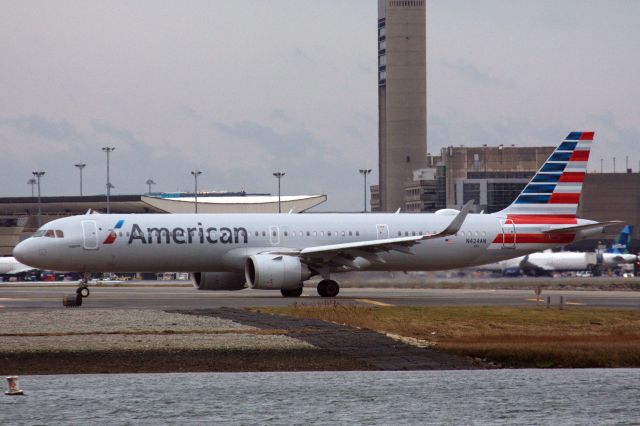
(608, 225, 633, 254)
(499, 131, 593, 218)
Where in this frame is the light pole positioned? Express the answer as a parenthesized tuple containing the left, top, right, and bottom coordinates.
(146, 179, 156, 194)
(74, 163, 86, 196)
(27, 178, 36, 197)
(32, 171, 45, 227)
(272, 172, 285, 213)
(359, 169, 372, 213)
(102, 147, 115, 213)
(191, 170, 202, 213)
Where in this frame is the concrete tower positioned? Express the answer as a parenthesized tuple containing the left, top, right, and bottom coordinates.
(378, 0, 426, 212)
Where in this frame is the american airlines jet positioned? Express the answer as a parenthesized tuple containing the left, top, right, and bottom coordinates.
(13, 132, 619, 301)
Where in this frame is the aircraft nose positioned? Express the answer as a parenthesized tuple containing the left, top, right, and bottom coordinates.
(13, 240, 36, 266)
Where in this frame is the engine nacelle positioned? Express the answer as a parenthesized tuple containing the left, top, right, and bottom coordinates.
(245, 254, 311, 290)
(191, 272, 246, 291)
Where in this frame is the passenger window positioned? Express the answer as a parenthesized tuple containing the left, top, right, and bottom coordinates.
(45, 230, 55, 238)
(272, 231, 276, 237)
(55, 230, 64, 238)
(119, 232, 123, 237)
(320, 231, 324, 237)
(482, 231, 486, 237)
(284, 231, 288, 237)
(262, 231, 266, 237)
(314, 231, 317, 237)
(306, 231, 310, 236)
(349, 231, 352, 236)
(327, 231, 331, 236)
(412, 231, 416, 236)
(405, 231, 409, 236)
(356, 231, 360, 236)
(398, 231, 402, 236)
(341, 231, 345, 237)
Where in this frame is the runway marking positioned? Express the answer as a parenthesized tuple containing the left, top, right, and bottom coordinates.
(354, 299, 394, 307)
(526, 298, 585, 306)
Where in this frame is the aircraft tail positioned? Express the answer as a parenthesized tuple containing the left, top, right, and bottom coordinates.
(498, 131, 593, 220)
(608, 225, 633, 254)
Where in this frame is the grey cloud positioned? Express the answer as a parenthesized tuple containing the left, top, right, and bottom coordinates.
(0, 115, 86, 145)
(91, 119, 144, 146)
(213, 120, 321, 158)
(442, 59, 515, 89)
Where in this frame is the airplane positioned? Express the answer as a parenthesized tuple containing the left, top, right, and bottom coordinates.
(13, 131, 621, 303)
(479, 225, 637, 276)
(0, 256, 38, 280)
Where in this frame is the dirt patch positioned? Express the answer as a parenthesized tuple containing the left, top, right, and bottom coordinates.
(0, 349, 368, 375)
(175, 308, 478, 370)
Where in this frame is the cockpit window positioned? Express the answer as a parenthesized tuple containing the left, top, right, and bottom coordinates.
(32, 230, 46, 237)
(55, 230, 64, 238)
(44, 230, 55, 238)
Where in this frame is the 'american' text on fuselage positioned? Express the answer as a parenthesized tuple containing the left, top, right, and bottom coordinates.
(127, 223, 249, 245)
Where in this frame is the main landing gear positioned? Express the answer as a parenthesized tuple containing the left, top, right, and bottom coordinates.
(63, 274, 91, 307)
(317, 279, 340, 298)
(281, 287, 304, 298)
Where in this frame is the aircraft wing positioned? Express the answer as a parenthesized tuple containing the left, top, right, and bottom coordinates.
(543, 221, 623, 234)
(271, 201, 473, 269)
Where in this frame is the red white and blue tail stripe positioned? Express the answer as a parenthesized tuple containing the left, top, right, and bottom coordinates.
(500, 131, 593, 218)
(489, 132, 594, 250)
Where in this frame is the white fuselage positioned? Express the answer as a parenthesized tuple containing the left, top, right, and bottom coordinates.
(13, 212, 600, 275)
(0, 256, 35, 275)
(482, 251, 637, 273)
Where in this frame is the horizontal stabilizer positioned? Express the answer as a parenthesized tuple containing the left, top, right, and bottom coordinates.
(543, 221, 623, 234)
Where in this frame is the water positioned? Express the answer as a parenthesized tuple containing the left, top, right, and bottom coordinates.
(2, 369, 639, 425)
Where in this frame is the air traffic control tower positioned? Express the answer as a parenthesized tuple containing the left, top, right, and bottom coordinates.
(378, 0, 426, 212)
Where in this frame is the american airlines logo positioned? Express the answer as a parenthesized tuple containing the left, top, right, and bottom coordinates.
(127, 223, 249, 245)
(103, 219, 125, 244)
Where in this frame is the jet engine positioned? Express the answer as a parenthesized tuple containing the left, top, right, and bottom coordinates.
(245, 254, 311, 290)
(191, 272, 246, 291)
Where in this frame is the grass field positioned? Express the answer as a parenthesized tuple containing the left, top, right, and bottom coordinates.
(256, 304, 640, 368)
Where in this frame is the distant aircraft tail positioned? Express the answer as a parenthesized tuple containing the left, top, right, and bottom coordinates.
(498, 131, 593, 221)
(608, 225, 633, 254)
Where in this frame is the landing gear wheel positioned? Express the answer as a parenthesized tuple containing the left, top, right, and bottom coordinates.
(317, 279, 340, 298)
(281, 287, 303, 298)
(77, 286, 90, 298)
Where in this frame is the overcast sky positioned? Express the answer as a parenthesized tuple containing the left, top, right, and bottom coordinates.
(0, 0, 638, 211)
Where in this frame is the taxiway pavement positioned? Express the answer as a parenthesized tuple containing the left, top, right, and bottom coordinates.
(1, 284, 639, 310)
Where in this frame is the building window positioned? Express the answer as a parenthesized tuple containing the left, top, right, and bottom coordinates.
(463, 183, 481, 205)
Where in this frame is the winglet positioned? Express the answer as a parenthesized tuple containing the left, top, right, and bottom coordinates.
(423, 200, 473, 239)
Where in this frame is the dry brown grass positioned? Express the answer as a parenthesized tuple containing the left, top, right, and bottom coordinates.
(256, 304, 640, 368)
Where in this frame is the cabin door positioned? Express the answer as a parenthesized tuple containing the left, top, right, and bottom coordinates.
(376, 224, 389, 239)
(501, 219, 516, 249)
(269, 226, 280, 245)
(82, 220, 99, 250)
